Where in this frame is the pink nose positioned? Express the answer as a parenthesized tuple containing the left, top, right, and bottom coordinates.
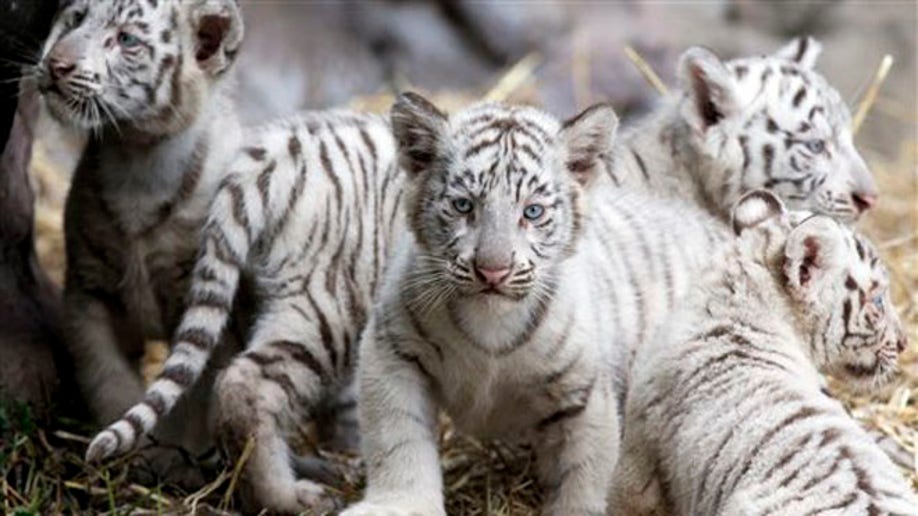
(852, 192, 877, 213)
(476, 266, 511, 286)
(49, 58, 76, 81)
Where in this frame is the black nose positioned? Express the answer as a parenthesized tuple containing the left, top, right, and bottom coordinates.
(897, 336, 908, 353)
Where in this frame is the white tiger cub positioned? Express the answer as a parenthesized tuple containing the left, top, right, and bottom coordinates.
(40, 0, 246, 482)
(343, 94, 728, 516)
(85, 109, 405, 512)
(611, 191, 916, 515)
(612, 37, 878, 222)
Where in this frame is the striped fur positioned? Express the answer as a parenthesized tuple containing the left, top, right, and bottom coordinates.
(343, 94, 728, 516)
(611, 191, 915, 515)
(43, 0, 246, 475)
(611, 37, 877, 222)
(87, 111, 404, 512)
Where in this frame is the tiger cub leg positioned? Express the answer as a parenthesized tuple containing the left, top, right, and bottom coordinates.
(315, 379, 360, 453)
(64, 289, 145, 424)
(214, 310, 341, 513)
(536, 376, 619, 516)
(608, 423, 667, 516)
(133, 337, 240, 489)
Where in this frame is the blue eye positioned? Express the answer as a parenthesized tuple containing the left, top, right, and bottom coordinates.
(873, 295, 884, 309)
(523, 204, 545, 221)
(452, 198, 473, 214)
(805, 139, 825, 154)
(118, 31, 141, 49)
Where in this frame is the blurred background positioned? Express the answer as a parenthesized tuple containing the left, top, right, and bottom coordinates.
(33, 0, 917, 254)
(33, 0, 918, 321)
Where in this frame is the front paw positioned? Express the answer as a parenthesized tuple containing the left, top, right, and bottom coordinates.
(341, 500, 443, 516)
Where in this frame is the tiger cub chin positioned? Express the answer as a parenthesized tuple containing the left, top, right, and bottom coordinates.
(614, 37, 878, 223)
(612, 190, 916, 515)
(343, 94, 727, 516)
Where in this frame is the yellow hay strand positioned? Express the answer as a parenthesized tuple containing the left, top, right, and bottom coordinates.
(624, 45, 669, 96)
(852, 54, 894, 135)
(484, 52, 542, 102)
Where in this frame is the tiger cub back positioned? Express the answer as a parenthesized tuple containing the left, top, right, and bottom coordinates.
(613, 37, 877, 223)
(612, 191, 915, 515)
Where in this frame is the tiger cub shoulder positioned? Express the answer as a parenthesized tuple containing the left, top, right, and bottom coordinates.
(612, 190, 915, 515)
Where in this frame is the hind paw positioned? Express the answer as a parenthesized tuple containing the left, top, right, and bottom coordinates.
(129, 446, 209, 491)
(292, 454, 345, 487)
(86, 430, 119, 462)
(294, 479, 340, 513)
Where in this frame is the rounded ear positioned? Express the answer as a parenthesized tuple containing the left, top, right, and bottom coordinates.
(390, 92, 448, 177)
(773, 36, 822, 70)
(677, 47, 740, 132)
(783, 216, 843, 299)
(559, 103, 618, 187)
(190, 0, 244, 76)
(731, 190, 786, 236)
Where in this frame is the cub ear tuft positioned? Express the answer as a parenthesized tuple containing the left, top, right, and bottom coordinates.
(390, 92, 449, 177)
(730, 190, 786, 236)
(677, 46, 740, 132)
(191, 0, 244, 76)
(560, 102, 618, 187)
(773, 36, 822, 70)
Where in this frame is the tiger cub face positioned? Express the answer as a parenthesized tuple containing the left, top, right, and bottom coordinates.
(680, 37, 876, 221)
(733, 192, 907, 391)
(786, 217, 907, 390)
(38, 0, 242, 134)
(391, 93, 616, 307)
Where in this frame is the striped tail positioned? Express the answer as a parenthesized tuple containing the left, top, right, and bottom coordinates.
(86, 176, 262, 462)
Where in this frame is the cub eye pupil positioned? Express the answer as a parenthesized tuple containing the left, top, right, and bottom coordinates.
(873, 295, 884, 309)
(118, 32, 140, 48)
(523, 204, 544, 221)
(805, 139, 825, 153)
(452, 198, 473, 214)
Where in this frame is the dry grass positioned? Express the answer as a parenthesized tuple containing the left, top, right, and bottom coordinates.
(5, 54, 916, 514)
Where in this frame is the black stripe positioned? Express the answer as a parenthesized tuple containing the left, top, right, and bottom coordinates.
(124, 412, 145, 438)
(795, 37, 809, 63)
(144, 391, 166, 416)
(630, 147, 649, 181)
(792, 86, 807, 108)
(161, 364, 194, 388)
(174, 327, 216, 350)
(268, 340, 328, 380)
(538, 402, 587, 431)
